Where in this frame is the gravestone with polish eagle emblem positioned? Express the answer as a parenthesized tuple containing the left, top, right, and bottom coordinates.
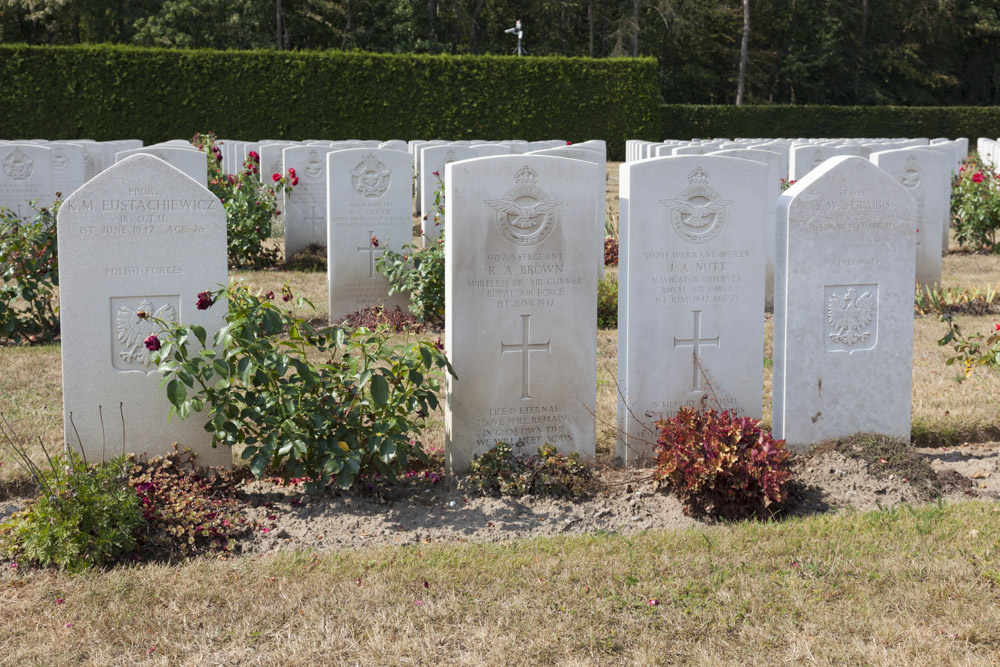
(57, 154, 230, 467)
(326, 147, 412, 322)
(444, 155, 600, 476)
(774, 155, 917, 452)
(617, 156, 768, 465)
(282, 144, 338, 259)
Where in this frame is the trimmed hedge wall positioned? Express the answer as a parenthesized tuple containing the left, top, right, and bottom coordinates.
(0, 44, 660, 161)
(661, 105, 1000, 141)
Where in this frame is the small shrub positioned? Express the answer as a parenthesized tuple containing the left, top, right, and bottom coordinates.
(938, 313, 1000, 380)
(284, 242, 327, 271)
(951, 155, 1000, 253)
(152, 284, 455, 493)
(469, 442, 592, 499)
(192, 132, 297, 270)
(0, 449, 142, 572)
(654, 406, 791, 519)
(603, 236, 618, 266)
(597, 275, 617, 329)
(915, 282, 1000, 316)
(129, 445, 250, 560)
(377, 180, 445, 325)
(0, 204, 59, 344)
(343, 305, 424, 334)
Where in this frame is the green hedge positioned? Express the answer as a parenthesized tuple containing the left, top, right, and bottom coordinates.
(0, 44, 660, 161)
(661, 105, 1000, 141)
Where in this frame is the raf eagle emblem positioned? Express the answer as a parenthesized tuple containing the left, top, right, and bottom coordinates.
(116, 299, 175, 366)
(486, 165, 562, 246)
(660, 167, 732, 244)
(826, 287, 875, 347)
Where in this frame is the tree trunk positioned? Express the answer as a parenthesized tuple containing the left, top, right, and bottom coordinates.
(589, 1, 595, 57)
(632, 0, 639, 57)
(736, 0, 749, 105)
(276, 0, 284, 50)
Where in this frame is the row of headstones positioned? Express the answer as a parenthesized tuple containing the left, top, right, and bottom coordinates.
(630, 137, 968, 298)
(53, 146, 935, 478)
(978, 138, 1000, 171)
(209, 137, 606, 258)
(626, 137, 968, 179)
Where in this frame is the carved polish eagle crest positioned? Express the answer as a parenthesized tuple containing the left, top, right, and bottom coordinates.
(826, 287, 875, 347)
(115, 299, 176, 366)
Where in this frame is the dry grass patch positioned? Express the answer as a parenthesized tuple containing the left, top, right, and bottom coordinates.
(3, 502, 1000, 664)
(0, 344, 62, 489)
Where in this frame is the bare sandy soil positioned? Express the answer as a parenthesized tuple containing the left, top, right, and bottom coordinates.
(223, 440, 1000, 555)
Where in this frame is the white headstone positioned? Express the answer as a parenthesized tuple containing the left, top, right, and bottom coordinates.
(773, 156, 916, 452)
(709, 148, 782, 310)
(116, 146, 208, 186)
(419, 145, 477, 243)
(870, 147, 949, 288)
(57, 155, 229, 467)
(258, 142, 295, 184)
(618, 156, 768, 464)
(444, 156, 599, 475)
(0, 144, 53, 220)
(326, 149, 412, 321)
(282, 146, 336, 259)
(49, 142, 86, 201)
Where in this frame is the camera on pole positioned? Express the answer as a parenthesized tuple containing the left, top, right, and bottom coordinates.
(504, 20, 525, 56)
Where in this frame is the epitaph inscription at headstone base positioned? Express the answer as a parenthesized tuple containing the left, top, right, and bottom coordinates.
(618, 156, 767, 464)
(327, 148, 412, 322)
(57, 155, 230, 467)
(444, 155, 600, 476)
(773, 156, 917, 452)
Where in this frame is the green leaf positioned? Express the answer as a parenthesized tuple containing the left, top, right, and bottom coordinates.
(190, 325, 207, 347)
(166, 378, 186, 406)
(371, 374, 389, 406)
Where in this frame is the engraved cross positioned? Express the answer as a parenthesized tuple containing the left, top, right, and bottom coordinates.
(673, 310, 720, 393)
(357, 230, 384, 279)
(304, 206, 324, 238)
(500, 314, 551, 400)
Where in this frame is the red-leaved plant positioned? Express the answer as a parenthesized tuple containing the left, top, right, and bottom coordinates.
(653, 406, 791, 519)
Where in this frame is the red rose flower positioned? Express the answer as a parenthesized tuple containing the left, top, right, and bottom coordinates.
(432, 171, 439, 177)
(288, 168, 296, 177)
(248, 151, 259, 161)
(144, 335, 161, 352)
(370, 235, 379, 248)
(272, 173, 281, 182)
(266, 290, 275, 300)
(196, 291, 214, 310)
(973, 171, 984, 183)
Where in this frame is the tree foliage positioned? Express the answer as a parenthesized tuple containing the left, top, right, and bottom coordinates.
(3, 0, 1000, 105)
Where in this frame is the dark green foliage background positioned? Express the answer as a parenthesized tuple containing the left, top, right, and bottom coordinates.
(0, 44, 659, 161)
(662, 105, 1000, 141)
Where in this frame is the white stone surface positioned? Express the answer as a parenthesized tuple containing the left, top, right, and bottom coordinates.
(116, 146, 208, 186)
(709, 148, 782, 310)
(282, 145, 336, 259)
(0, 143, 53, 220)
(326, 148, 412, 322)
(444, 155, 599, 475)
(258, 142, 296, 184)
(419, 145, 477, 243)
(49, 142, 86, 201)
(57, 154, 229, 467)
(870, 147, 949, 288)
(773, 156, 917, 452)
(618, 156, 767, 464)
